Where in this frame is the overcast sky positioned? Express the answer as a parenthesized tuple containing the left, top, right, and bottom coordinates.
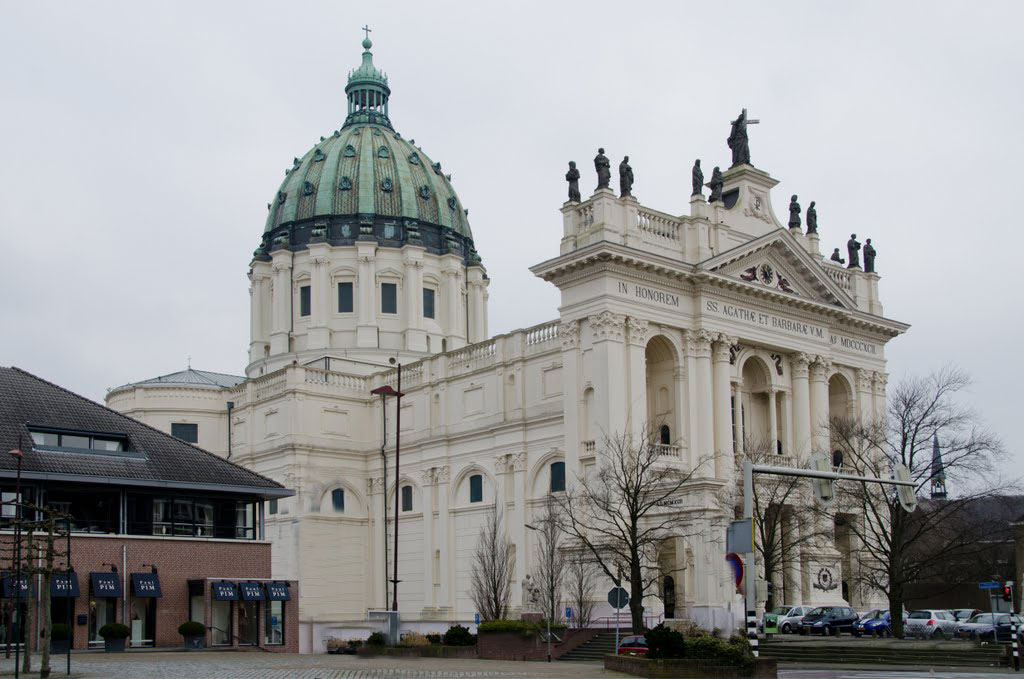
(2, 1, 1021, 479)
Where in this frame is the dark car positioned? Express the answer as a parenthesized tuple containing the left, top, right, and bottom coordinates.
(959, 613, 1024, 642)
(800, 605, 859, 636)
(617, 635, 647, 656)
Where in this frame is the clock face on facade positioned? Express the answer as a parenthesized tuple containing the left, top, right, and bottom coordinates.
(758, 263, 774, 285)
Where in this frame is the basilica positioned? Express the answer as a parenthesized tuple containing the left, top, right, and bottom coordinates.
(107, 36, 909, 652)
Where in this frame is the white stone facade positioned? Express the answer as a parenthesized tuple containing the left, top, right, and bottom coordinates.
(108, 161, 907, 652)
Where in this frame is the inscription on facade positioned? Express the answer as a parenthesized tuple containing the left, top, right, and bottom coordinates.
(830, 335, 877, 355)
(705, 300, 825, 339)
(617, 281, 679, 307)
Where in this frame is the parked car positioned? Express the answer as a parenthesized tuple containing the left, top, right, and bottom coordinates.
(958, 613, 1024, 642)
(905, 609, 959, 639)
(858, 609, 884, 622)
(800, 606, 859, 636)
(952, 608, 983, 622)
(760, 605, 814, 634)
(617, 635, 647, 656)
(853, 610, 908, 637)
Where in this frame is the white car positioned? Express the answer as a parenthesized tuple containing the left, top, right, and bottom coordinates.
(762, 605, 815, 634)
(905, 609, 959, 639)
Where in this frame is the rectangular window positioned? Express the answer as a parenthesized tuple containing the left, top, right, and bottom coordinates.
(401, 485, 412, 512)
(469, 475, 482, 503)
(423, 288, 435, 319)
(211, 599, 232, 646)
(238, 600, 259, 645)
(299, 285, 311, 317)
(332, 488, 345, 512)
(337, 281, 354, 313)
(170, 423, 198, 444)
(550, 462, 566, 493)
(30, 429, 130, 453)
(381, 282, 397, 314)
(265, 600, 284, 645)
(268, 499, 278, 515)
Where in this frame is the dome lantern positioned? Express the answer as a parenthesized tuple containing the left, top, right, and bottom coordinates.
(344, 27, 391, 129)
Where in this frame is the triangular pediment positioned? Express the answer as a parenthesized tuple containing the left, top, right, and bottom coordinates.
(700, 230, 856, 309)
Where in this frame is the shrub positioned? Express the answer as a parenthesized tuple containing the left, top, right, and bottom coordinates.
(98, 623, 130, 640)
(366, 631, 387, 646)
(50, 624, 69, 641)
(685, 634, 753, 668)
(346, 638, 363, 648)
(443, 624, 476, 646)
(177, 621, 206, 637)
(477, 619, 538, 637)
(645, 623, 686, 659)
(399, 632, 430, 647)
(425, 633, 442, 645)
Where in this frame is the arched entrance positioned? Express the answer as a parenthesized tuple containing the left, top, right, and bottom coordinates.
(645, 337, 679, 443)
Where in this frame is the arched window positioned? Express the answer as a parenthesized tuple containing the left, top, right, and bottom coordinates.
(401, 485, 413, 512)
(832, 450, 844, 469)
(469, 474, 482, 503)
(331, 488, 344, 512)
(550, 462, 565, 493)
(660, 425, 671, 445)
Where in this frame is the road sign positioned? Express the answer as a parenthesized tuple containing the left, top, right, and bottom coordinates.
(727, 519, 753, 554)
(474, 613, 480, 624)
(565, 607, 572, 619)
(980, 581, 1001, 589)
(607, 586, 629, 609)
(725, 553, 744, 589)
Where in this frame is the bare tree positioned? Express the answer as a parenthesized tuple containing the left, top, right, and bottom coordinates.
(565, 550, 597, 628)
(469, 503, 514, 621)
(744, 437, 831, 611)
(532, 496, 564, 625)
(828, 366, 1008, 638)
(557, 425, 708, 631)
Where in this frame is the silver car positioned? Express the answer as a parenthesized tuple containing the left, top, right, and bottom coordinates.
(905, 609, 959, 639)
(763, 605, 815, 634)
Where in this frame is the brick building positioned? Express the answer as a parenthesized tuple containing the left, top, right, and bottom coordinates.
(0, 367, 297, 652)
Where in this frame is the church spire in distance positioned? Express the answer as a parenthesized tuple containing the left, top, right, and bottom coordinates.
(930, 433, 947, 499)
(344, 26, 392, 129)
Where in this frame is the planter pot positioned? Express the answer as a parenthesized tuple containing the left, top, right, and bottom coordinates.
(104, 638, 126, 653)
(49, 639, 70, 654)
(184, 635, 206, 650)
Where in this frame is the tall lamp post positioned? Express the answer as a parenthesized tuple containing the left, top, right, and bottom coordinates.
(370, 361, 403, 613)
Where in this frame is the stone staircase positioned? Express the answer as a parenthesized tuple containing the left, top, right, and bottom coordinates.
(558, 631, 633, 662)
(758, 638, 1007, 668)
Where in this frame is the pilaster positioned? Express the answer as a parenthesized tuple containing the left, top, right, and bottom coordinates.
(435, 466, 452, 611)
(791, 353, 811, 462)
(809, 356, 831, 454)
(269, 249, 293, 355)
(356, 241, 378, 348)
(307, 252, 331, 349)
(589, 311, 629, 442)
(560, 320, 582, 479)
(403, 249, 427, 352)
(420, 467, 436, 609)
(711, 334, 736, 482)
(689, 330, 714, 478)
(626, 317, 650, 442)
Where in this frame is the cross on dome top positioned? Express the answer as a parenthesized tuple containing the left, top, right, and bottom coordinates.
(344, 30, 391, 129)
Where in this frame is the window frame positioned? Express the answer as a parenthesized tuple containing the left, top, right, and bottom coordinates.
(469, 474, 483, 503)
(422, 287, 436, 319)
(331, 488, 345, 513)
(549, 461, 566, 493)
(401, 485, 413, 512)
(170, 422, 199, 444)
(299, 284, 311, 318)
(337, 280, 354, 314)
(380, 282, 398, 315)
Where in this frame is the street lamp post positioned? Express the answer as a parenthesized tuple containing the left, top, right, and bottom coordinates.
(371, 362, 403, 613)
(523, 523, 551, 662)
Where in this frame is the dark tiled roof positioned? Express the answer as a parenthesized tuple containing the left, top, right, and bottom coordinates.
(0, 367, 288, 497)
(109, 367, 245, 394)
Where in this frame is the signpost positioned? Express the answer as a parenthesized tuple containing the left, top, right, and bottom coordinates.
(607, 586, 629, 654)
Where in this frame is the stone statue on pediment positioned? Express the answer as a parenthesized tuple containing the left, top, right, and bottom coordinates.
(830, 248, 845, 265)
(691, 159, 703, 197)
(619, 156, 634, 198)
(847, 234, 861, 269)
(788, 195, 801, 230)
(594, 148, 611, 190)
(708, 167, 723, 203)
(806, 201, 818, 234)
(863, 238, 876, 273)
(565, 161, 581, 202)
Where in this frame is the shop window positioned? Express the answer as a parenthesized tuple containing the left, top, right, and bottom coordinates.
(381, 283, 397, 314)
(469, 474, 482, 503)
(129, 597, 156, 647)
(88, 597, 117, 648)
(550, 461, 565, 493)
(338, 281, 354, 313)
(331, 488, 344, 512)
(238, 600, 258, 645)
(423, 288, 435, 319)
(171, 423, 198, 444)
(299, 285, 311, 317)
(401, 485, 412, 512)
(265, 600, 284, 645)
(211, 599, 232, 646)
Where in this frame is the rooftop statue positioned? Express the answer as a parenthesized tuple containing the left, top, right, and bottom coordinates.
(566, 161, 581, 203)
(830, 248, 845, 265)
(788, 195, 801, 230)
(847, 234, 861, 269)
(728, 108, 758, 168)
(806, 201, 818, 234)
(691, 159, 703, 197)
(708, 166, 724, 203)
(594, 148, 611, 191)
(619, 156, 634, 198)
(863, 238, 876, 273)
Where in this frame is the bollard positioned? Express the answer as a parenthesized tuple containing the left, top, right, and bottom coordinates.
(747, 610, 758, 658)
(1014, 623, 1020, 672)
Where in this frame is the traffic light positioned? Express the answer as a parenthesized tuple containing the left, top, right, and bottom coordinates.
(1004, 582, 1014, 602)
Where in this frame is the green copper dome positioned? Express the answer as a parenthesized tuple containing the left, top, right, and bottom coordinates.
(256, 35, 478, 265)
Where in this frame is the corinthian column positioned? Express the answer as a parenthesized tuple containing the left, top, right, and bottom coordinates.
(435, 466, 452, 611)
(855, 369, 874, 423)
(420, 468, 436, 609)
(269, 250, 293, 355)
(791, 353, 811, 461)
(711, 334, 736, 481)
(688, 330, 713, 477)
(626, 317, 650, 442)
(809, 356, 831, 454)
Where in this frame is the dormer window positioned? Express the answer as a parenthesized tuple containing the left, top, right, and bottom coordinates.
(29, 428, 127, 453)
